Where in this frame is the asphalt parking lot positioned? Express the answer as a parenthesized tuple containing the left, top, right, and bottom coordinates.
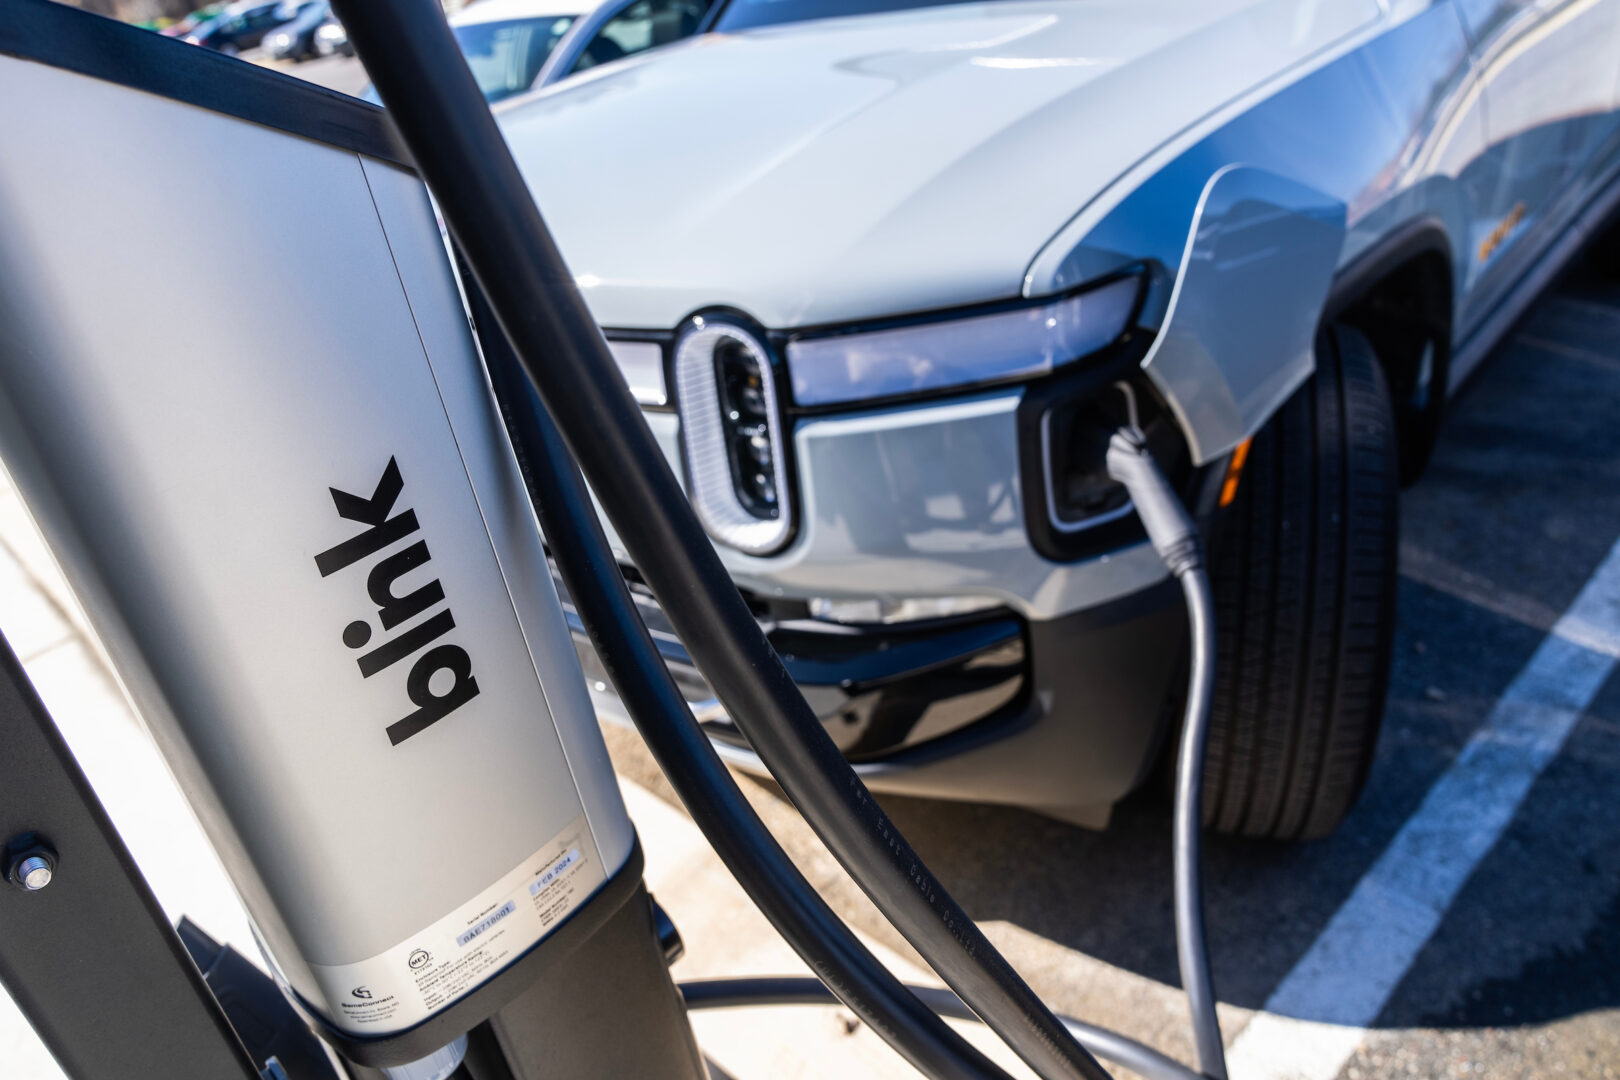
(3, 49, 1619, 1066)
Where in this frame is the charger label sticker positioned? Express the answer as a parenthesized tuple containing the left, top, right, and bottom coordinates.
(307, 814, 605, 1034)
(457, 901, 516, 947)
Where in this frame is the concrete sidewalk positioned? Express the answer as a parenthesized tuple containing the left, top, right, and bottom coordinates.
(0, 468, 1050, 1080)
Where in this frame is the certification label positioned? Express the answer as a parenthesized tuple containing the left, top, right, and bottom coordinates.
(308, 814, 605, 1034)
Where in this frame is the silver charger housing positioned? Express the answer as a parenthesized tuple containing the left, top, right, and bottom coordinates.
(0, 51, 635, 1051)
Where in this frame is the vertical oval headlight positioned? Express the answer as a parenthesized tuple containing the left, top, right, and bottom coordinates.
(675, 318, 793, 556)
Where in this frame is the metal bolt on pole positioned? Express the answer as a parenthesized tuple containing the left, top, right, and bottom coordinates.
(14, 856, 52, 891)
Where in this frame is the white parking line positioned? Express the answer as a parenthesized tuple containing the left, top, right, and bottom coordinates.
(1226, 534, 1620, 1080)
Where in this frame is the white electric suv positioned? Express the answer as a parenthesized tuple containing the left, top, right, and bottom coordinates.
(495, 0, 1620, 837)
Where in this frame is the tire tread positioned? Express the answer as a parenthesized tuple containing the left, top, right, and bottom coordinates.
(1204, 325, 1398, 840)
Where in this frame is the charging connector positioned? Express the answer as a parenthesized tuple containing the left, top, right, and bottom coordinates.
(1105, 428, 1202, 578)
(1106, 427, 1227, 1080)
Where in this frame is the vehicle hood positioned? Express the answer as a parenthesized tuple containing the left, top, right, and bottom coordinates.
(498, 0, 1378, 330)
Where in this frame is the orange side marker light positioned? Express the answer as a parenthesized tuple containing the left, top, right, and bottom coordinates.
(1218, 438, 1252, 508)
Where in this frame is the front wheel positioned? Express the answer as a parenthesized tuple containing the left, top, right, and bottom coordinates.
(1201, 323, 1399, 840)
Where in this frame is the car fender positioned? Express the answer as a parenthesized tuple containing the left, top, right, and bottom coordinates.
(1024, 1, 1479, 464)
(1138, 164, 1346, 464)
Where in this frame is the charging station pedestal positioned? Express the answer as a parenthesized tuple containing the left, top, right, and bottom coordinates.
(0, 7, 707, 1076)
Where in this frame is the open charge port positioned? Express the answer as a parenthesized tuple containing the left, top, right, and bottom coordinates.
(1022, 376, 1193, 564)
(1043, 388, 1135, 530)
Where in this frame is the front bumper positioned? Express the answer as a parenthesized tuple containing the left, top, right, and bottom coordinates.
(557, 566, 1187, 825)
(555, 568, 1028, 761)
(573, 338, 1197, 821)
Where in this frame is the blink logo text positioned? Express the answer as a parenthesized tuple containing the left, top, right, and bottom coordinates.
(315, 457, 480, 745)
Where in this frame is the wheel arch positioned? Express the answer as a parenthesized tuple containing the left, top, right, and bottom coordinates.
(1322, 217, 1455, 483)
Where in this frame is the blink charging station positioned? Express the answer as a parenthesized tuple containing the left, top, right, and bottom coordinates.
(0, 3, 1237, 1078)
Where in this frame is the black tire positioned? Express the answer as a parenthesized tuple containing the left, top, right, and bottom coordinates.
(1202, 324, 1399, 840)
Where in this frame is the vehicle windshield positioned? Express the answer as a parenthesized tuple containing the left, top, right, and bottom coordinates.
(711, 0, 985, 32)
(452, 16, 577, 102)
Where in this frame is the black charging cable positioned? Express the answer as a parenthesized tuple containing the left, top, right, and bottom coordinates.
(332, 1, 1114, 1077)
(333, 3, 1228, 1078)
(463, 274, 1012, 1080)
(472, 280, 1229, 1080)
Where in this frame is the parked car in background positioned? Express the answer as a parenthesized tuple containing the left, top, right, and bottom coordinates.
(312, 13, 350, 56)
(360, 0, 711, 104)
(263, 0, 331, 61)
(550, 0, 711, 79)
(182, 0, 291, 54)
(161, 3, 225, 37)
(498, 0, 1620, 838)
(441, 0, 585, 101)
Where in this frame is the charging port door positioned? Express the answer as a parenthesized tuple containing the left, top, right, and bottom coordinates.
(1140, 165, 1347, 464)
